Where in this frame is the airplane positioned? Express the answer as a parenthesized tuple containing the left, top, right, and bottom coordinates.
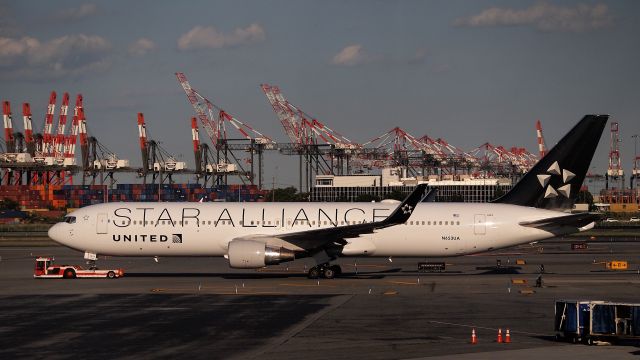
(49, 115, 608, 279)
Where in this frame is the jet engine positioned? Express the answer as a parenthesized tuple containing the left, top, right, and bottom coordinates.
(227, 240, 296, 268)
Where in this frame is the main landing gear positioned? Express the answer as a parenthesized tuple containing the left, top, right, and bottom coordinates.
(308, 263, 342, 279)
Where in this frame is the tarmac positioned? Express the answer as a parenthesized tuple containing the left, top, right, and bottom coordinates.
(1, 236, 640, 359)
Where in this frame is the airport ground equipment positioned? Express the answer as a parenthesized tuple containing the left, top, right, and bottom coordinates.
(418, 262, 445, 272)
(33, 256, 124, 279)
(554, 300, 640, 345)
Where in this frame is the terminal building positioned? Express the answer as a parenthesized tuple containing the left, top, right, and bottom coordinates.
(311, 167, 513, 203)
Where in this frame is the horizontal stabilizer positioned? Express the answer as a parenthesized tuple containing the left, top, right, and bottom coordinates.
(519, 213, 601, 229)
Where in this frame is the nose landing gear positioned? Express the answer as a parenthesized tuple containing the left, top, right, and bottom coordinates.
(308, 263, 342, 279)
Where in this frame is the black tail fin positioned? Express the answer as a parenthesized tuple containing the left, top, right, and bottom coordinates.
(493, 115, 608, 210)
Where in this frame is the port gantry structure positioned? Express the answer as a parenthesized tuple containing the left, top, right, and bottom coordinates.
(176, 72, 275, 189)
(2, 77, 545, 192)
(0, 91, 134, 187)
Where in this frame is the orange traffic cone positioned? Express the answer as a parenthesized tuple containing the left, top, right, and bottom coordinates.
(505, 329, 511, 343)
(497, 328, 503, 343)
(471, 328, 477, 344)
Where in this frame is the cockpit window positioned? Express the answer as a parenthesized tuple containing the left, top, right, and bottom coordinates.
(64, 216, 76, 224)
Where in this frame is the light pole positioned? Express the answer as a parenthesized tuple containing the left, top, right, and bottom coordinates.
(633, 135, 639, 200)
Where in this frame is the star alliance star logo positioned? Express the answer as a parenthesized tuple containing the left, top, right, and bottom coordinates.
(401, 204, 413, 215)
(537, 161, 575, 199)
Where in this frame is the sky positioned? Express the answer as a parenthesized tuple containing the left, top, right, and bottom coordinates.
(1, 0, 639, 189)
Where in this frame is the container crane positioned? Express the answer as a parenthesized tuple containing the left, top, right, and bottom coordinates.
(2, 101, 15, 153)
(42, 91, 56, 158)
(22, 103, 35, 156)
(136, 112, 186, 185)
(536, 120, 546, 158)
(261, 83, 358, 190)
(53, 92, 70, 165)
(176, 72, 273, 188)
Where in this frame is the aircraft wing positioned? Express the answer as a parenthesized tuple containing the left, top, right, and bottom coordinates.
(242, 184, 430, 251)
(519, 212, 601, 229)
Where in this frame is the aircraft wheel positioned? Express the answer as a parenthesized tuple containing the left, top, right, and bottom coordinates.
(323, 267, 335, 279)
(63, 269, 76, 279)
(107, 271, 116, 279)
(308, 267, 320, 279)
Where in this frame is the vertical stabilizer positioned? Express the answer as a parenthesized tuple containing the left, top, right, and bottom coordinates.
(493, 115, 608, 210)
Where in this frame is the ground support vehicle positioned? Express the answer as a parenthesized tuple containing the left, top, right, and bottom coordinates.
(555, 300, 640, 345)
(34, 257, 124, 279)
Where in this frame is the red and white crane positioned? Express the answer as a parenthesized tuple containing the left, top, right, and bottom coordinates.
(63, 94, 83, 164)
(608, 121, 623, 178)
(176, 72, 272, 148)
(260, 83, 356, 149)
(42, 91, 57, 157)
(536, 120, 546, 158)
(137, 112, 149, 172)
(53, 92, 70, 162)
(2, 101, 15, 153)
(22, 103, 35, 156)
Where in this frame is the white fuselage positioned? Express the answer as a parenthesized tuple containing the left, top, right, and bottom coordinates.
(48, 201, 585, 259)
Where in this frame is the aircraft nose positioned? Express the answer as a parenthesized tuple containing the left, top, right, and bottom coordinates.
(48, 223, 64, 244)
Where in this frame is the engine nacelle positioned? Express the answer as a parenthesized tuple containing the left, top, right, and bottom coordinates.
(227, 240, 296, 269)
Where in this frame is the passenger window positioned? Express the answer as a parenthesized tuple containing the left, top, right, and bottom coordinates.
(445, 221, 448, 225)
(439, 221, 442, 225)
(457, 221, 460, 225)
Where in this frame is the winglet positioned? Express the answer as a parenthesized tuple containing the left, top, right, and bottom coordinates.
(383, 184, 428, 225)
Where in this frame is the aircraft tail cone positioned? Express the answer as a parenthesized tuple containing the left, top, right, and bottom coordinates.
(471, 328, 477, 344)
(497, 328, 503, 343)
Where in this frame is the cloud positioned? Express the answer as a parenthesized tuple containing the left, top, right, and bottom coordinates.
(128, 38, 156, 56)
(177, 23, 265, 51)
(454, 2, 612, 32)
(53, 3, 99, 21)
(408, 48, 428, 65)
(0, 34, 112, 79)
(331, 44, 370, 66)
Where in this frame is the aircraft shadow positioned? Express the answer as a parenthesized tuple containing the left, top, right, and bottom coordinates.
(124, 267, 404, 279)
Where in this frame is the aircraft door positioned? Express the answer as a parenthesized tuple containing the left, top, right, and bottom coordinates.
(474, 214, 486, 235)
(97, 213, 108, 234)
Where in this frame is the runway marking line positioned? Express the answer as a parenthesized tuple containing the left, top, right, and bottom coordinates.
(343, 264, 388, 268)
(150, 288, 289, 295)
(388, 281, 418, 286)
(279, 283, 337, 287)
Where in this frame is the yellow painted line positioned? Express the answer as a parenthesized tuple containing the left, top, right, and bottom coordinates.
(343, 264, 388, 268)
(388, 281, 418, 286)
(151, 288, 290, 295)
(255, 268, 306, 273)
(279, 283, 336, 287)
